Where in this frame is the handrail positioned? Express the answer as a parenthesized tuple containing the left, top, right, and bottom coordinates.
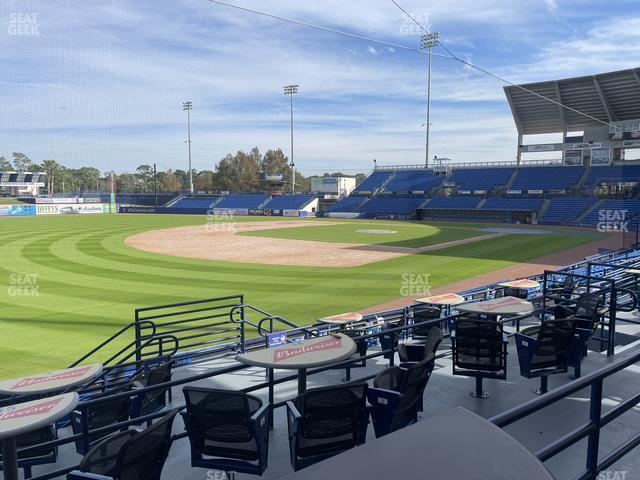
(256, 315, 319, 339)
(68, 320, 157, 368)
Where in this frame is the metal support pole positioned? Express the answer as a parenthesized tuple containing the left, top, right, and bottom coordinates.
(586, 379, 603, 475)
(187, 108, 193, 195)
(425, 47, 432, 168)
(297, 368, 307, 394)
(1, 437, 19, 480)
(290, 92, 295, 194)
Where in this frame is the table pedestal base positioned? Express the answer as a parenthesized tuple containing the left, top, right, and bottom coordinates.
(297, 369, 307, 395)
(1, 437, 19, 480)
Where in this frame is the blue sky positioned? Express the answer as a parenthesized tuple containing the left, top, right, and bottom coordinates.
(1, 0, 640, 174)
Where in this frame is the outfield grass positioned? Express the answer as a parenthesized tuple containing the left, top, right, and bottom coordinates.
(241, 221, 488, 248)
(0, 214, 604, 377)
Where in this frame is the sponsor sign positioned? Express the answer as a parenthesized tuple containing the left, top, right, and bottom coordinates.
(591, 147, 611, 166)
(564, 149, 583, 166)
(248, 208, 273, 216)
(527, 189, 544, 195)
(267, 332, 287, 348)
(457, 190, 471, 194)
(623, 140, 640, 147)
(0, 204, 37, 216)
(264, 173, 284, 182)
(0, 397, 62, 422)
(473, 190, 487, 194)
(12, 366, 93, 390)
(0, 182, 45, 187)
(526, 144, 555, 152)
(36, 203, 108, 215)
(507, 190, 522, 195)
(36, 197, 80, 204)
(478, 297, 528, 312)
(283, 209, 299, 217)
(212, 208, 249, 216)
(119, 206, 155, 214)
(416, 293, 465, 305)
(499, 279, 540, 289)
(573, 142, 601, 150)
(272, 336, 342, 363)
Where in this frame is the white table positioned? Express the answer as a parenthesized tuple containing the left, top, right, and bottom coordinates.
(236, 334, 356, 394)
(281, 406, 553, 480)
(0, 393, 79, 480)
(458, 296, 535, 317)
(0, 364, 103, 396)
(318, 312, 363, 325)
(416, 292, 466, 306)
(498, 279, 540, 289)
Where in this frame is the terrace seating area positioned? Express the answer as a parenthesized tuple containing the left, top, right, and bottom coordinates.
(511, 166, 583, 191)
(6, 247, 640, 480)
(447, 167, 514, 191)
(543, 197, 595, 224)
(262, 194, 315, 210)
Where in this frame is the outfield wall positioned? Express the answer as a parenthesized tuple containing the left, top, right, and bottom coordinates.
(118, 206, 314, 217)
(0, 203, 114, 217)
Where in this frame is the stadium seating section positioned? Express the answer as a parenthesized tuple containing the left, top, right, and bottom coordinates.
(584, 165, 640, 188)
(326, 196, 366, 212)
(214, 194, 271, 209)
(543, 197, 596, 224)
(447, 167, 514, 191)
(482, 197, 544, 211)
(511, 166, 583, 191)
(356, 197, 424, 215)
(384, 170, 443, 193)
(579, 199, 640, 226)
(424, 197, 481, 209)
(353, 171, 393, 192)
(262, 194, 315, 210)
(170, 196, 219, 209)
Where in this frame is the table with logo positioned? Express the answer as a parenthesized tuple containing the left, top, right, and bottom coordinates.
(0, 364, 102, 480)
(457, 296, 535, 318)
(318, 312, 364, 326)
(497, 279, 541, 298)
(236, 334, 356, 394)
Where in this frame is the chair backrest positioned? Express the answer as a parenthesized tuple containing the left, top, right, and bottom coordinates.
(453, 317, 505, 372)
(574, 292, 602, 321)
(295, 382, 368, 449)
(91, 383, 132, 429)
(117, 409, 178, 480)
(423, 327, 444, 354)
(530, 319, 576, 370)
(391, 356, 435, 431)
(183, 387, 262, 445)
(413, 306, 441, 337)
(137, 362, 172, 416)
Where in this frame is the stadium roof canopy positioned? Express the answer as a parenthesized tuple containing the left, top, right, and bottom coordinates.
(504, 68, 640, 135)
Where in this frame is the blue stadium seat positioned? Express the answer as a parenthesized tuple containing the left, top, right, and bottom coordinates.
(543, 197, 596, 224)
(171, 196, 219, 209)
(214, 194, 271, 209)
(262, 194, 315, 210)
(327, 196, 366, 212)
(584, 165, 640, 189)
(579, 199, 640, 226)
(511, 166, 583, 191)
(448, 168, 514, 191)
(353, 172, 393, 192)
(384, 170, 443, 193)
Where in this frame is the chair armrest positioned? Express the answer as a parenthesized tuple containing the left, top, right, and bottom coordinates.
(131, 380, 145, 389)
(367, 387, 401, 408)
(286, 401, 301, 435)
(78, 430, 136, 474)
(514, 332, 537, 375)
(67, 471, 113, 480)
(250, 403, 270, 433)
(502, 333, 510, 344)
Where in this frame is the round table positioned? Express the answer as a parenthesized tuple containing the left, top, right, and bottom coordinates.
(498, 279, 540, 289)
(458, 296, 535, 317)
(415, 292, 466, 306)
(236, 334, 357, 394)
(0, 364, 103, 396)
(318, 312, 364, 326)
(0, 393, 79, 480)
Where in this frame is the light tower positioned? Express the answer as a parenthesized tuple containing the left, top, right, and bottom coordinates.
(420, 32, 439, 168)
(182, 100, 193, 195)
(283, 84, 298, 193)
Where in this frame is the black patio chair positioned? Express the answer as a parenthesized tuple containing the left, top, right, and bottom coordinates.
(398, 326, 443, 365)
(71, 382, 133, 454)
(287, 382, 370, 471)
(412, 305, 442, 338)
(515, 318, 579, 395)
(367, 355, 435, 437)
(130, 361, 172, 420)
(340, 329, 368, 381)
(451, 316, 508, 398)
(67, 408, 178, 480)
(553, 292, 603, 329)
(181, 387, 269, 476)
(0, 425, 57, 479)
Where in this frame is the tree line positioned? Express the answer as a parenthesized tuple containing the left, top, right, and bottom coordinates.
(0, 149, 365, 195)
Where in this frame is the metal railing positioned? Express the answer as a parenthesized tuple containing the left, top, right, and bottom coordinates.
(491, 347, 640, 480)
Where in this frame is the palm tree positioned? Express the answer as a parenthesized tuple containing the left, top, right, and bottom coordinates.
(41, 160, 61, 195)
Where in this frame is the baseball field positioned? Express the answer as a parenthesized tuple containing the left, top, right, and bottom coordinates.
(0, 214, 608, 377)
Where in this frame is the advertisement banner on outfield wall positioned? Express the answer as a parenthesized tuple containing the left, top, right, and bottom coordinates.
(212, 208, 249, 216)
(283, 210, 300, 217)
(0, 205, 37, 216)
(36, 203, 109, 215)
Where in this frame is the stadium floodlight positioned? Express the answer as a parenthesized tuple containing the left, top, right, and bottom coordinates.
(182, 101, 194, 195)
(420, 32, 439, 168)
(283, 84, 299, 194)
